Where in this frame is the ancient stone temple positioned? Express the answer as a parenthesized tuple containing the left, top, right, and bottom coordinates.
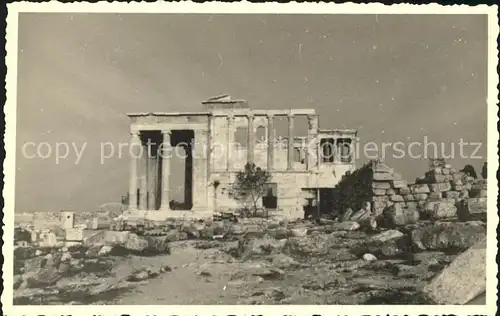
(126, 95, 357, 220)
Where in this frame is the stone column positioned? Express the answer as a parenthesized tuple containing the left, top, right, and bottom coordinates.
(147, 140, 157, 210)
(184, 143, 193, 208)
(192, 129, 209, 211)
(267, 114, 274, 171)
(138, 141, 148, 210)
(159, 130, 172, 211)
(226, 115, 234, 171)
(247, 114, 255, 164)
(128, 131, 140, 210)
(306, 115, 319, 170)
(287, 114, 295, 170)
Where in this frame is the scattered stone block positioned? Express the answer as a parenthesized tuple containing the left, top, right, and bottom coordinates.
(103, 231, 131, 245)
(383, 203, 419, 227)
(372, 181, 391, 190)
(341, 208, 354, 222)
(406, 201, 418, 209)
(429, 182, 452, 192)
(444, 191, 461, 199)
(423, 201, 457, 219)
(372, 195, 390, 203)
(422, 238, 486, 304)
(414, 193, 429, 201)
(385, 189, 396, 195)
(404, 194, 416, 201)
(124, 233, 149, 252)
(410, 184, 430, 194)
(350, 208, 372, 221)
(372, 202, 387, 216)
(392, 180, 407, 189)
(331, 221, 360, 231)
(371, 229, 404, 243)
(373, 189, 387, 196)
(398, 187, 411, 195)
(426, 172, 448, 182)
(428, 192, 442, 200)
(373, 172, 395, 181)
(390, 195, 405, 202)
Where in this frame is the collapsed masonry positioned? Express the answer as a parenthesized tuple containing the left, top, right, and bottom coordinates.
(333, 160, 487, 223)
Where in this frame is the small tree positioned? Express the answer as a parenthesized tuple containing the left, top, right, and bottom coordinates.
(232, 162, 272, 217)
(461, 164, 478, 179)
(481, 162, 487, 179)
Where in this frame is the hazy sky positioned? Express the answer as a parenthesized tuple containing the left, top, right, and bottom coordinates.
(15, 13, 488, 212)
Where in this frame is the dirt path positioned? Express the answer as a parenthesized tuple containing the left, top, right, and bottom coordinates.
(110, 242, 246, 304)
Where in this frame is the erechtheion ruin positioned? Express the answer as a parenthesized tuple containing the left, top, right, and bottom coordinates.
(126, 95, 357, 220)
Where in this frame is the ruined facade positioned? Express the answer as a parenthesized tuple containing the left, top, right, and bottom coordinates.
(126, 95, 357, 220)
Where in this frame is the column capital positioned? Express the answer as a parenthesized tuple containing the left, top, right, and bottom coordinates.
(287, 113, 295, 119)
(130, 130, 141, 136)
(266, 113, 275, 119)
(161, 129, 171, 135)
(247, 113, 255, 119)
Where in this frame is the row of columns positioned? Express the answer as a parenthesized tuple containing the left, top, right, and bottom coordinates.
(128, 130, 171, 211)
(225, 114, 318, 171)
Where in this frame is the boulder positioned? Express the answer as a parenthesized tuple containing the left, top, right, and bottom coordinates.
(362, 253, 377, 261)
(457, 198, 487, 222)
(410, 222, 486, 251)
(422, 238, 486, 304)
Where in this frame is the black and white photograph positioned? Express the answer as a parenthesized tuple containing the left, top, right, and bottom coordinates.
(3, 2, 498, 313)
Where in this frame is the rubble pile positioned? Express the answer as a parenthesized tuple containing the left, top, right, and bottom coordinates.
(12, 161, 487, 305)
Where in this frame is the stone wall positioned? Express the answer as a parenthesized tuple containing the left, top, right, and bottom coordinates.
(332, 160, 487, 221)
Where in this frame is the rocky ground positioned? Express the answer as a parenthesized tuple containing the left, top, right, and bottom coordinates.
(13, 216, 486, 305)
